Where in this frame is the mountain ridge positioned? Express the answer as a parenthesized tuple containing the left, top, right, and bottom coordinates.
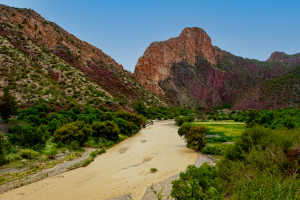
(134, 27, 298, 109)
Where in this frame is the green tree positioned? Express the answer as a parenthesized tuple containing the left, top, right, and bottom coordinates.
(0, 87, 18, 120)
(102, 121, 120, 141)
(91, 121, 105, 138)
(187, 125, 207, 151)
(52, 121, 89, 145)
(8, 124, 46, 148)
(47, 118, 60, 134)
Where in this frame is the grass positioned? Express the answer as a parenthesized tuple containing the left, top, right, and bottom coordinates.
(187, 121, 246, 143)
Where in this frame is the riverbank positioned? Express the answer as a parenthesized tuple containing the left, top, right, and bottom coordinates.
(0, 120, 198, 200)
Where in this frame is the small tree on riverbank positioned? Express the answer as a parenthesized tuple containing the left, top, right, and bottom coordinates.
(178, 124, 206, 151)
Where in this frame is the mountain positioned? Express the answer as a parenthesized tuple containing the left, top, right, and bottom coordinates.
(232, 65, 300, 110)
(134, 27, 296, 108)
(0, 4, 170, 111)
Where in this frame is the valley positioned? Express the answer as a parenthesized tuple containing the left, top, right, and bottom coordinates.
(0, 121, 198, 200)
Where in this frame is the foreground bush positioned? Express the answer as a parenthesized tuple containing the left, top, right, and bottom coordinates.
(52, 121, 90, 145)
(171, 163, 223, 199)
(19, 149, 39, 159)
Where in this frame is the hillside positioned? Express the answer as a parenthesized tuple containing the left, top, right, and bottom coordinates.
(134, 27, 296, 108)
(232, 65, 300, 110)
(0, 4, 170, 110)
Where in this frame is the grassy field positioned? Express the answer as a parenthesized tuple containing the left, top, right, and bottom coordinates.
(187, 121, 246, 143)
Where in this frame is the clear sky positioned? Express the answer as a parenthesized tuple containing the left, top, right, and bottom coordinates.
(1, 0, 300, 72)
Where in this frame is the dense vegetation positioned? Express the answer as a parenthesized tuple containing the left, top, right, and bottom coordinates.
(172, 107, 300, 199)
(133, 101, 194, 120)
(0, 100, 147, 165)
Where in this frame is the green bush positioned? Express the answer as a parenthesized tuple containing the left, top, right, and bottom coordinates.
(48, 118, 60, 134)
(171, 163, 223, 199)
(201, 144, 233, 156)
(46, 148, 59, 159)
(0, 132, 4, 157)
(52, 121, 90, 145)
(8, 124, 46, 148)
(69, 140, 80, 150)
(19, 149, 39, 159)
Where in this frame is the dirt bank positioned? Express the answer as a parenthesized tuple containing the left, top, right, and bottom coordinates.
(0, 120, 198, 200)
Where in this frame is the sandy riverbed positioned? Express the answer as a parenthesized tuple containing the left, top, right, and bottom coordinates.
(0, 120, 198, 200)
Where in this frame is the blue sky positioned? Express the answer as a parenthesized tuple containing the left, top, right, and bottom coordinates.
(1, 0, 300, 72)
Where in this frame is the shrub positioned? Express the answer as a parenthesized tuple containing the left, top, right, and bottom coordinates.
(201, 144, 233, 156)
(0, 132, 4, 157)
(48, 118, 60, 134)
(91, 121, 120, 141)
(69, 140, 80, 150)
(8, 124, 46, 148)
(19, 149, 39, 159)
(46, 148, 59, 159)
(113, 118, 130, 136)
(171, 163, 223, 199)
(52, 121, 90, 145)
(175, 117, 184, 126)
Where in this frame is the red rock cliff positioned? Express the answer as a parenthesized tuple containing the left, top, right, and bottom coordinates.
(134, 27, 217, 95)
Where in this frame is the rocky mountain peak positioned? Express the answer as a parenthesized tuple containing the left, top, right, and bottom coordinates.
(134, 27, 217, 95)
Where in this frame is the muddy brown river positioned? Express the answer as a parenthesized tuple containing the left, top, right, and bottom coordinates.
(0, 121, 198, 200)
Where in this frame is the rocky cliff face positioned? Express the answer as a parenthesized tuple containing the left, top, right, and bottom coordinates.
(134, 27, 216, 95)
(232, 65, 300, 111)
(134, 27, 294, 108)
(267, 51, 300, 70)
(0, 5, 171, 108)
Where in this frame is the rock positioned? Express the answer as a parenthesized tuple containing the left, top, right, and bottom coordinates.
(134, 27, 216, 95)
(133, 27, 294, 108)
(106, 194, 133, 200)
(33, 163, 46, 168)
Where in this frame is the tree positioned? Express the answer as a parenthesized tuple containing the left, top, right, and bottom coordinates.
(0, 87, 17, 120)
(113, 118, 129, 135)
(91, 121, 105, 138)
(102, 121, 120, 141)
(132, 101, 146, 115)
(91, 121, 120, 141)
(52, 121, 90, 145)
(8, 124, 46, 148)
(187, 126, 207, 151)
(178, 125, 206, 151)
(48, 118, 60, 134)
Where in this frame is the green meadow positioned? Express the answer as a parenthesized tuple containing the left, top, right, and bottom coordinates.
(187, 121, 246, 143)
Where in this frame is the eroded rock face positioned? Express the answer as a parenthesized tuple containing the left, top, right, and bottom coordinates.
(134, 27, 293, 108)
(0, 8, 122, 70)
(134, 27, 217, 95)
